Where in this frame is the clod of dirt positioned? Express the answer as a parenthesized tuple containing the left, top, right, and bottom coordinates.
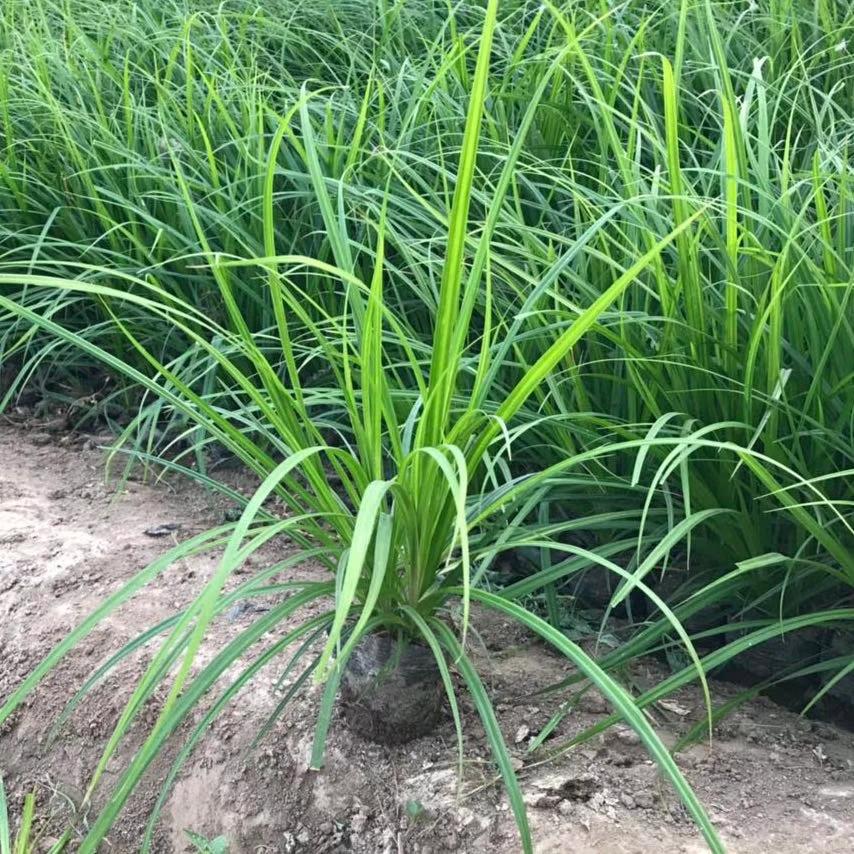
(524, 791, 560, 809)
(610, 726, 642, 747)
(633, 790, 656, 809)
(577, 688, 609, 714)
(339, 633, 444, 744)
(620, 792, 637, 809)
(531, 771, 600, 802)
(143, 522, 182, 537)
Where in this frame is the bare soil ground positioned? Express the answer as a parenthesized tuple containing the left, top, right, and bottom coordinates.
(2, 424, 854, 853)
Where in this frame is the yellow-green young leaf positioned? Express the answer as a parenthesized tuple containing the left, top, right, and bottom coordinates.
(332, 513, 393, 669)
(662, 56, 704, 353)
(0, 777, 10, 854)
(13, 793, 35, 854)
(316, 480, 394, 681)
(422, 0, 500, 445)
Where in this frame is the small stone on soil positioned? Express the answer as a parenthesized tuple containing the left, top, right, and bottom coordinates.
(557, 799, 574, 816)
(578, 689, 609, 714)
(633, 791, 655, 809)
(613, 727, 641, 747)
(442, 831, 460, 850)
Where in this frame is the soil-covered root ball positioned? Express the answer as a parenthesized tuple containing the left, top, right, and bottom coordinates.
(339, 632, 444, 744)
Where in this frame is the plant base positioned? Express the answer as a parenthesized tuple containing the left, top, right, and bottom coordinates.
(340, 633, 443, 744)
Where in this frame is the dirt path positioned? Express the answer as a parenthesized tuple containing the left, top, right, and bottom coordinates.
(2, 425, 854, 853)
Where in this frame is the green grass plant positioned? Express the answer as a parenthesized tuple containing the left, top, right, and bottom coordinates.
(1, 0, 852, 850)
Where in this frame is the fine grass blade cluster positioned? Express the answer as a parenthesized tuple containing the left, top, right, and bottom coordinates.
(1, 0, 852, 851)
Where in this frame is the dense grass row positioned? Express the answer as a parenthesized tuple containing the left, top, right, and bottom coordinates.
(1, 0, 853, 850)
